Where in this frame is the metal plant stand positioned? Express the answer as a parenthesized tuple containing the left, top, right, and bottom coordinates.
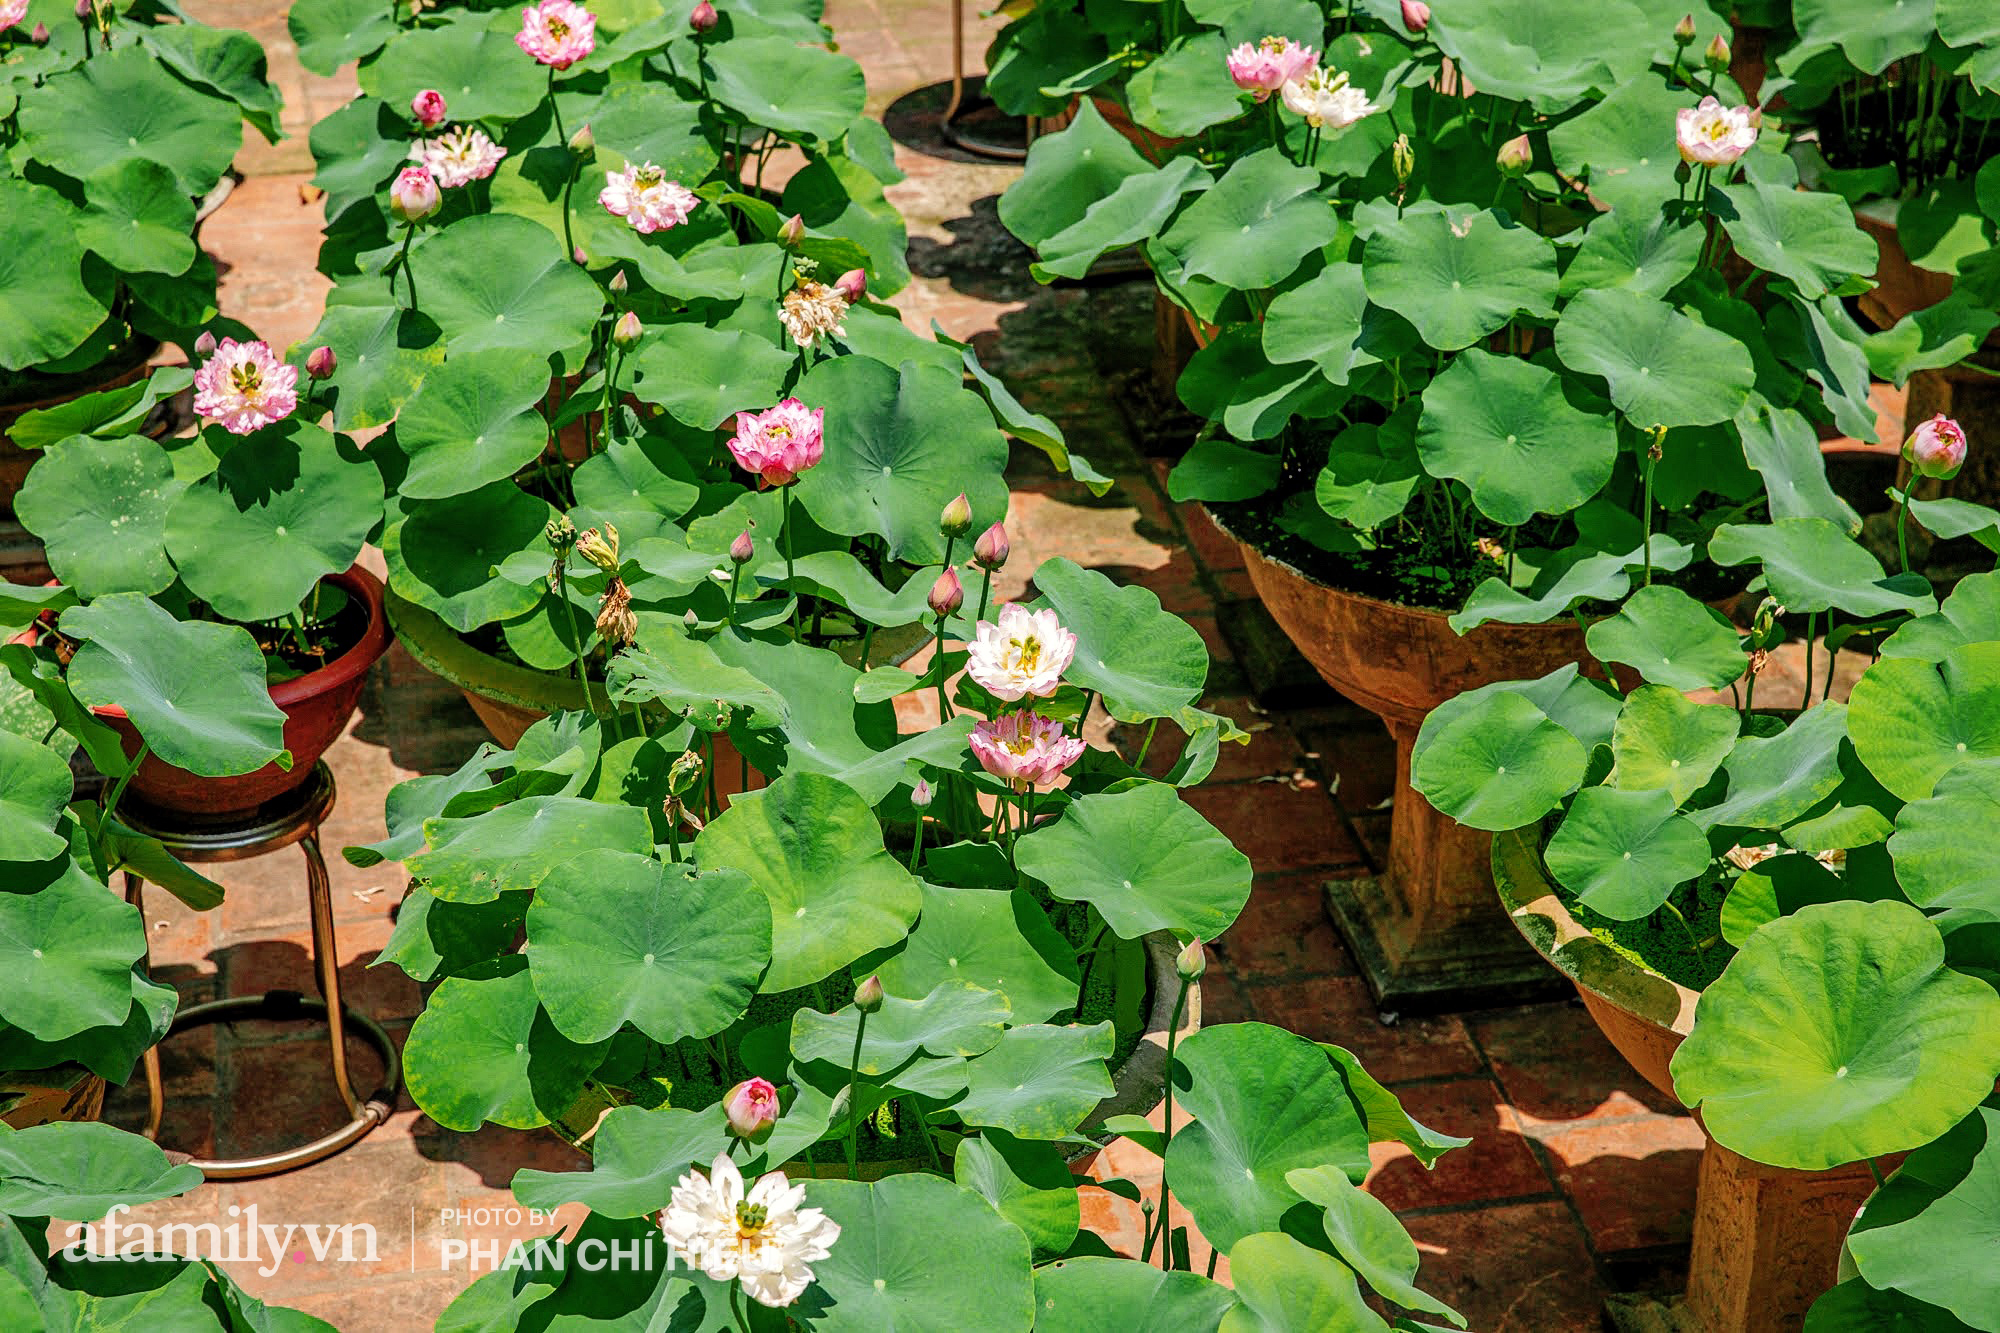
(123, 763, 400, 1179)
(939, 0, 1033, 160)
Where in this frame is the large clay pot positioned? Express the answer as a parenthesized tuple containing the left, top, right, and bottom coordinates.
(97, 565, 392, 818)
(1491, 827, 1877, 1333)
(1852, 204, 1952, 332)
(1229, 527, 1589, 1010)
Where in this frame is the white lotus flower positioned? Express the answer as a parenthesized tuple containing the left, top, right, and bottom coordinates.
(1280, 66, 1379, 131)
(966, 603, 1077, 702)
(660, 1152, 839, 1309)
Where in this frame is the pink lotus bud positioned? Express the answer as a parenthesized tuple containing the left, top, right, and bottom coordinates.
(1176, 938, 1206, 981)
(389, 166, 441, 223)
(972, 522, 1009, 571)
(412, 89, 448, 129)
(305, 345, 337, 380)
(569, 122, 594, 156)
(193, 330, 218, 357)
(611, 310, 642, 348)
(927, 567, 963, 619)
(778, 213, 806, 248)
(723, 1077, 780, 1141)
(73, 0, 90, 20)
(30, 21, 48, 42)
(690, 0, 717, 31)
(573, 245, 590, 265)
(833, 268, 867, 303)
(607, 268, 628, 295)
(1905, 414, 1968, 480)
(1400, 0, 1429, 32)
(1673, 13, 1697, 45)
(1704, 33, 1730, 73)
(1496, 134, 1532, 176)
(911, 778, 934, 809)
(939, 492, 973, 539)
(729, 530, 755, 565)
(854, 976, 884, 1013)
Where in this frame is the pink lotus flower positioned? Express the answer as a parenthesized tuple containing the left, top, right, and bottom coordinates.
(0, 0, 28, 29)
(599, 162, 699, 234)
(1227, 36, 1317, 100)
(1675, 97, 1757, 167)
(970, 712, 1086, 791)
(967, 603, 1076, 702)
(516, 0, 596, 69)
(413, 126, 508, 188)
(1905, 414, 1968, 480)
(1280, 67, 1379, 131)
(723, 1077, 780, 1141)
(727, 399, 824, 487)
(778, 279, 849, 349)
(193, 339, 299, 436)
(305, 345, 337, 380)
(389, 166, 441, 222)
(412, 89, 448, 129)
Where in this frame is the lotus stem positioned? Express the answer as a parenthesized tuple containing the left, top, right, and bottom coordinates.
(728, 1280, 753, 1333)
(1897, 496, 1912, 574)
(1802, 611, 1817, 707)
(395, 222, 419, 310)
(1134, 717, 1160, 769)
(552, 560, 587, 687)
(1157, 974, 1191, 1270)
(842, 1009, 869, 1177)
(99, 740, 149, 824)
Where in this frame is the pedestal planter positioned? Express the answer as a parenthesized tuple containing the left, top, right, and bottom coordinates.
(1228, 527, 1585, 1011)
(1491, 828, 1876, 1333)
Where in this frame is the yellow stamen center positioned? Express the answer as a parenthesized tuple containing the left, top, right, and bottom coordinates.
(229, 362, 263, 395)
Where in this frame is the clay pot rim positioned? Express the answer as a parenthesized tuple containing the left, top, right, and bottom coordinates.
(1209, 501, 1474, 625)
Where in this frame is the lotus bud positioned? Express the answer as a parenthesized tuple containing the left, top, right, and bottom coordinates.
(545, 515, 578, 550)
(1392, 133, 1414, 185)
(723, 1077, 780, 1141)
(569, 122, 595, 157)
(607, 268, 628, 295)
(927, 567, 963, 619)
(972, 522, 1010, 572)
(412, 89, 448, 129)
(778, 213, 806, 248)
(729, 529, 755, 565)
(939, 491, 973, 539)
(690, 0, 717, 31)
(833, 268, 867, 303)
(574, 245, 590, 266)
(667, 748, 704, 797)
(1496, 134, 1532, 176)
(194, 330, 218, 357)
(1400, 0, 1429, 32)
(911, 777, 934, 809)
(30, 20, 48, 42)
(73, 0, 89, 20)
(611, 310, 643, 349)
(389, 166, 441, 223)
(1175, 938, 1206, 982)
(1673, 13, 1697, 45)
(1905, 413, 1968, 480)
(305, 345, 337, 380)
(576, 523, 621, 572)
(854, 975, 884, 1014)
(683, 607, 700, 628)
(1704, 33, 1730, 73)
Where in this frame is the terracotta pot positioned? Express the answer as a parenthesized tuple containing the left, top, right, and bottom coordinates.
(0, 339, 159, 518)
(1852, 204, 1952, 332)
(1491, 827, 1878, 1333)
(97, 565, 392, 818)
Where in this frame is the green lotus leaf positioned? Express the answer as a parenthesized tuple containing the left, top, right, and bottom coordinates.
(1555, 288, 1755, 429)
(1175, 324, 1344, 442)
(1738, 399, 1862, 528)
(1850, 644, 2000, 802)
(1428, 0, 1654, 110)
(0, 182, 107, 373)
(1032, 557, 1209, 721)
(931, 321, 1087, 484)
(1546, 76, 1688, 215)
(419, 215, 604, 369)
(1265, 262, 1403, 388)
(1847, 1104, 2000, 1328)
(0, 1122, 202, 1221)
(1364, 209, 1558, 352)
(1560, 208, 1704, 300)
(309, 99, 415, 223)
(1410, 690, 1588, 831)
(781, 151, 913, 297)
(1161, 149, 1340, 292)
(1674, 900, 2000, 1169)
(1314, 412, 1423, 531)
(572, 435, 702, 532)
(1941, 0, 2000, 92)
(1322, 1043, 1470, 1168)
(164, 420, 382, 622)
(18, 47, 239, 193)
(1031, 157, 1210, 283)
(791, 980, 1010, 1074)
(288, 0, 400, 76)
(360, 12, 547, 121)
(1611, 684, 1740, 803)
(6, 368, 194, 453)
(627, 324, 796, 430)
(1016, 783, 1251, 942)
(866, 883, 1080, 1025)
(16, 435, 183, 597)
(1709, 518, 1936, 618)
(694, 772, 920, 993)
(384, 483, 557, 632)
(411, 796, 652, 905)
(1288, 1164, 1464, 1327)
(1547, 786, 1712, 919)
(300, 302, 446, 430)
(0, 858, 145, 1041)
(954, 1131, 1080, 1258)
(393, 347, 553, 499)
(703, 35, 867, 141)
(1793, 0, 1935, 75)
(954, 1020, 1114, 1140)
(136, 23, 282, 142)
(1887, 759, 2000, 915)
(1717, 851, 1879, 948)
(512, 1105, 730, 1218)
(1586, 584, 1747, 691)
(1416, 350, 1617, 525)
(585, 81, 719, 186)
(403, 958, 607, 1131)
(60, 595, 287, 777)
(1805, 1279, 1983, 1331)
(1450, 539, 1689, 634)
(999, 100, 1153, 248)
(802, 1174, 1035, 1332)
(1787, 294, 1882, 443)
(0, 967, 176, 1090)
(1886, 573, 2000, 664)
(1689, 700, 1849, 832)
(608, 629, 789, 728)
(76, 159, 198, 276)
(1221, 1229, 1387, 1333)
(1713, 181, 1879, 300)
(0, 728, 74, 864)
(1031, 1258, 1239, 1333)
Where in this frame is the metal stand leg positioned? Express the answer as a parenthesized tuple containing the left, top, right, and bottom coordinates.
(302, 833, 362, 1120)
(938, 0, 1030, 160)
(123, 872, 165, 1142)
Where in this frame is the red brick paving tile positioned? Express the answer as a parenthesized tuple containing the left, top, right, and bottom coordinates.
(1117, 546, 1216, 616)
(1183, 779, 1361, 875)
(1535, 1116, 1704, 1256)
(1213, 873, 1358, 981)
(1123, 698, 1306, 785)
(1363, 1079, 1552, 1212)
(280, 1276, 477, 1333)
(215, 1032, 398, 1160)
(1302, 715, 1400, 815)
(440, 1124, 587, 1193)
(1194, 967, 1253, 1026)
(219, 915, 424, 1031)
(102, 1093, 216, 1160)
(1401, 1201, 1605, 1333)
(1240, 975, 1485, 1083)
(1177, 502, 1249, 575)
(1469, 1003, 1682, 1122)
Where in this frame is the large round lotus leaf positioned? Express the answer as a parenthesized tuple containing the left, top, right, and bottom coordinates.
(1287, 1165, 1464, 1327)
(1850, 643, 2000, 802)
(394, 347, 552, 499)
(359, 12, 546, 122)
(1885, 571, 2000, 665)
(0, 1122, 202, 1221)
(1796, 0, 1934, 73)
(1219, 1230, 1385, 1333)
(693, 772, 920, 993)
(0, 728, 73, 864)
(1015, 782, 1251, 941)
(703, 35, 866, 141)
(0, 858, 145, 1042)
(1174, 323, 1343, 442)
(526, 853, 769, 1046)
(0, 182, 106, 372)
(1546, 786, 1712, 919)
(583, 82, 718, 184)
(138, 23, 282, 142)
(1709, 518, 1938, 619)
(1560, 209, 1704, 300)
(383, 482, 557, 632)
(1411, 689, 1588, 831)
(403, 959, 607, 1131)
(1713, 181, 1880, 301)
(1586, 584, 1748, 691)
(792, 354, 1010, 565)
(1264, 262, 1407, 387)
(867, 884, 1079, 1024)
(411, 796, 653, 905)
(288, 0, 399, 75)
(628, 324, 796, 430)
(1448, 541, 1664, 634)
(18, 47, 239, 193)
(1032, 556, 1208, 721)
(1033, 1258, 1239, 1333)
(1688, 700, 1849, 833)
(1846, 1105, 2000, 1329)
(1125, 33, 1243, 138)
(1889, 759, 2000, 915)
(954, 1132, 1080, 1258)
(16, 435, 183, 597)
(300, 302, 446, 430)
(1415, 350, 1616, 524)
(60, 595, 287, 778)
(571, 436, 701, 531)
(1164, 1022, 1370, 1251)
(1314, 412, 1423, 530)
(309, 99, 411, 219)
(164, 421, 383, 622)
(1030, 156, 1210, 284)
(417, 215, 604, 368)
(793, 979, 1009, 1076)
(1546, 76, 1691, 216)
(1671, 899, 2000, 1169)
(802, 1174, 1034, 1332)
(1738, 400, 1860, 528)
(1160, 149, 1341, 292)
(513, 1105, 731, 1218)
(953, 1021, 1115, 1140)
(1555, 288, 1755, 429)
(1805, 1279, 1983, 1332)
(1611, 684, 1740, 804)
(1428, 0, 1653, 110)
(998, 99, 1152, 247)
(76, 159, 198, 276)
(1363, 209, 1558, 351)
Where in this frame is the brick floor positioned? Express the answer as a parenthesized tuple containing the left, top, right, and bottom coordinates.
(92, 1, 1747, 1328)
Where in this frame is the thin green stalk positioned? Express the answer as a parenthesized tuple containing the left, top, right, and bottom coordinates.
(781, 486, 797, 631)
(1641, 443, 1658, 586)
(1157, 975, 1191, 1270)
(1134, 717, 1161, 769)
(1660, 897, 1701, 956)
(975, 566, 994, 624)
(842, 1010, 870, 1177)
(547, 68, 577, 262)
(553, 561, 587, 686)
(1823, 612, 1839, 703)
(858, 622, 875, 668)
(395, 222, 419, 310)
(1802, 611, 1817, 707)
(1866, 1157, 1886, 1188)
(728, 1280, 753, 1333)
(1073, 689, 1097, 741)
(1897, 495, 1912, 573)
(1070, 921, 1110, 1018)
(902, 1096, 943, 1171)
(99, 740, 150, 824)
(907, 812, 923, 872)
(725, 562, 743, 627)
